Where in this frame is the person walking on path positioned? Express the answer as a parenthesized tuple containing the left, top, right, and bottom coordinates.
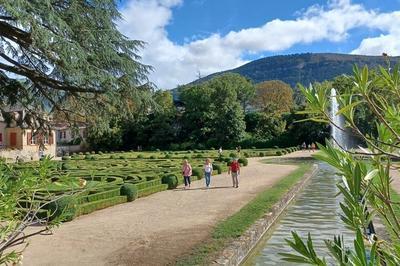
(301, 142, 306, 151)
(204, 158, 213, 188)
(228, 158, 240, 188)
(311, 142, 316, 152)
(182, 159, 192, 189)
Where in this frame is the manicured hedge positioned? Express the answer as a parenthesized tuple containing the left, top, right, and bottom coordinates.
(77, 196, 127, 216)
(238, 158, 248, 166)
(161, 175, 178, 189)
(137, 184, 168, 198)
(120, 184, 138, 202)
(78, 188, 121, 204)
(48, 196, 77, 222)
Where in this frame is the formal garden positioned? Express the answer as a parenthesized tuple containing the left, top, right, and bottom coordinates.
(13, 147, 299, 223)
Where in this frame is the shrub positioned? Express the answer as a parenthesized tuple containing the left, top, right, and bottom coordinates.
(183, 155, 191, 160)
(243, 152, 249, 158)
(156, 148, 160, 152)
(195, 153, 202, 158)
(187, 150, 192, 153)
(119, 155, 126, 159)
(238, 157, 248, 166)
(224, 157, 231, 163)
(274, 145, 279, 149)
(213, 164, 222, 174)
(137, 154, 144, 159)
(98, 151, 103, 155)
(150, 155, 156, 159)
(61, 163, 70, 170)
(91, 151, 96, 154)
(120, 183, 138, 202)
(79, 152, 83, 155)
(192, 168, 202, 179)
(210, 147, 215, 150)
(110, 155, 116, 159)
(48, 196, 77, 221)
(161, 175, 178, 189)
(282, 150, 287, 155)
(165, 154, 172, 159)
(61, 156, 70, 161)
(251, 146, 256, 149)
(229, 152, 236, 158)
(84, 155, 91, 160)
(276, 151, 283, 156)
(85, 152, 90, 155)
(259, 152, 265, 157)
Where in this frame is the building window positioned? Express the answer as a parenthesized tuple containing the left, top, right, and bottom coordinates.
(0, 133, 2, 145)
(30, 136, 36, 145)
(63, 131, 66, 139)
(59, 131, 63, 139)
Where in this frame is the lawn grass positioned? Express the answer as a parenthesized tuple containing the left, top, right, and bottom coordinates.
(175, 162, 312, 266)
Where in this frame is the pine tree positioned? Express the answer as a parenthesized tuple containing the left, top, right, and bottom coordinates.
(0, 1, 151, 129)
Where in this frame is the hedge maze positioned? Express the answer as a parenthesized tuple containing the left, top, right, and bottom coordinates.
(17, 147, 299, 221)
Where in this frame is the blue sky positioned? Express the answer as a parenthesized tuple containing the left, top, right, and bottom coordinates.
(117, 0, 400, 88)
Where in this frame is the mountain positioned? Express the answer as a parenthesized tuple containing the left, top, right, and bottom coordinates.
(187, 53, 400, 89)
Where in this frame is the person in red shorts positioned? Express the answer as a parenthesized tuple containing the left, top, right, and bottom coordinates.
(228, 158, 240, 188)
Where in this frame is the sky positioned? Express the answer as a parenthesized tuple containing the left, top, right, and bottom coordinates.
(117, 0, 400, 89)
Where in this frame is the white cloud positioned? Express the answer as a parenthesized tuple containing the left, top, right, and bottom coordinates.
(118, 0, 400, 89)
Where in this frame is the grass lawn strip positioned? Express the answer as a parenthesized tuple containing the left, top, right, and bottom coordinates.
(175, 162, 312, 266)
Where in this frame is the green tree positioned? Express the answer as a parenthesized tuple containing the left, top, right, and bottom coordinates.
(181, 74, 246, 147)
(0, 1, 150, 129)
(214, 73, 255, 111)
(281, 65, 400, 265)
(208, 76, 246, 146)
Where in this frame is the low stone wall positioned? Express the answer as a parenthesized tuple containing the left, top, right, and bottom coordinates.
(214, 164, 319, 266)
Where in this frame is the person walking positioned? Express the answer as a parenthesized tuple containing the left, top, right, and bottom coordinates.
(182, 159, 192, 189)
(228, 158, 240, 188)
(301, 142, 306, 151)
(311, 142, 316, 152)
(204, 158, 213, 188)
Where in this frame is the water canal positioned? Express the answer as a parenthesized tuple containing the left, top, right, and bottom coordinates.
(243, 163, 354, 265)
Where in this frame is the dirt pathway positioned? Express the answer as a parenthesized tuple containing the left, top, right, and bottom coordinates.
(23, 152, 311, 266)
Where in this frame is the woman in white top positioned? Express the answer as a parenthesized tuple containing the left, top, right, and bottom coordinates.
(204, 158, 213, 188)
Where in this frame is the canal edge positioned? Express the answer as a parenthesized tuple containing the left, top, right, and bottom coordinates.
(213, 163, 319, 266)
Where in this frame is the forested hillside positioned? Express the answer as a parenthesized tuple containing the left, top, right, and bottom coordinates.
(189, 53, 399, 87)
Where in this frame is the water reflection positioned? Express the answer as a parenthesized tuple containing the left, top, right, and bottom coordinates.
(245, 163, 354, 265)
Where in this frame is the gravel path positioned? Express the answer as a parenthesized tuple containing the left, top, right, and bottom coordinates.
(22, 152, 310, 266)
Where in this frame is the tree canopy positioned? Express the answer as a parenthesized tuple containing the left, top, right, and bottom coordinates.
(254, 80, 293, 113)
(0, 0, 150, 129)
